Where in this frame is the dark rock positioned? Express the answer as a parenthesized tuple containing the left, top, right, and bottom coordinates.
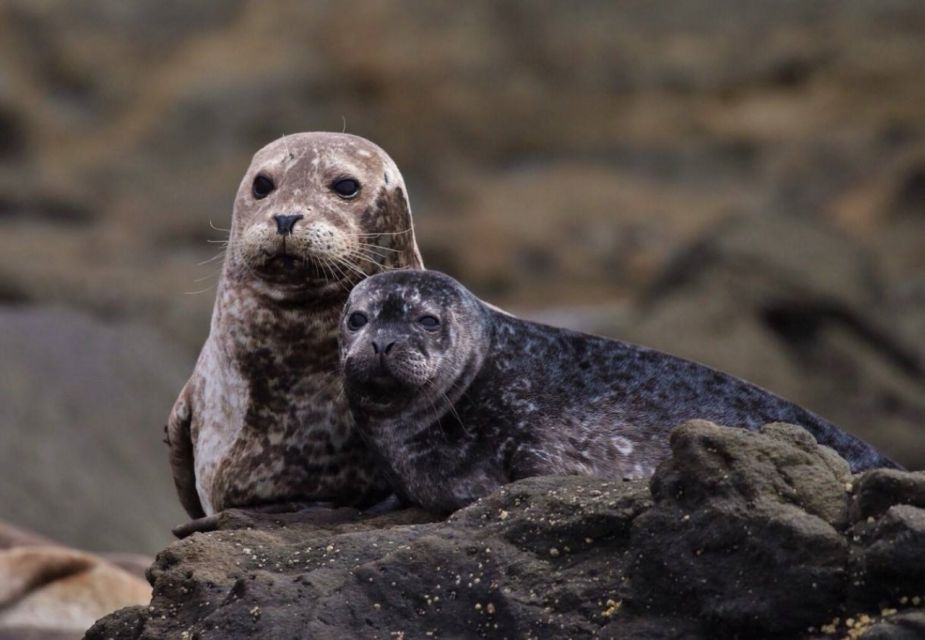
(859, 505, 925, 599)
(630, 421, 850, 635)
(88, 476, 653, 640)
(649, 421, 851, 526)
(851, 469, 925, 521)
(85, 421, 925, 639)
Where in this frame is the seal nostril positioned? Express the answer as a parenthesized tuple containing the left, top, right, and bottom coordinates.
(273, 214, 303, 236)
(372, 340, 396, 356)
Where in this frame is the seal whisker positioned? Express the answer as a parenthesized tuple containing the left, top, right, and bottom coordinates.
(208, 218, 230, 233)
(192, 270, 221, 283)
(319, 257, 353, 294)
(351, 248, 391, 263)
(347, 247, 385, 262)
(441, 391, 465, 430)
(330, 255, 370, 281)
(355, 242, 402, 254)
(183, 284, 218, 295)
(197, 250, 226, 266)
(323, 259, 344, 289)
(355, 228, 413, 238)
(347, 249, 388, 270)
(348, 249, 407, 274)
(324, 256, 359, 285)
(229, 240, 261, 281)
(313, 256, 337, 287)
(422, 378, 465, 431)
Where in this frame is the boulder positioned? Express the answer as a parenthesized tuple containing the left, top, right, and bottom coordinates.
(86, 421, 925, 639)
(629, 422, 851, 634)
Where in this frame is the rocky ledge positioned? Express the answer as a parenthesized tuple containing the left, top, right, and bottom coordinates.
(86, 421, 925, 640)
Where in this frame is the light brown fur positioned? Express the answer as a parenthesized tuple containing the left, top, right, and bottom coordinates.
(0, 523, 151, 637)
(167, 132, 423, 519)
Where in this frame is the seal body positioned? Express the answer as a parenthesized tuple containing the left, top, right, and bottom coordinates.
(167, 132, 423, 518)
(340, 270, 901, 513)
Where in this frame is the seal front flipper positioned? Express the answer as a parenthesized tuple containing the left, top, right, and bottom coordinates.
(173, 502, 352, 539)
(172, 502, 333, 539)
(172, 513, 217, 539)
(166, 379, 205, 520)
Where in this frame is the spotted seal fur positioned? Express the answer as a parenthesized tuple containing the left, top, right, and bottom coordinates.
(167, 133, 423, 526)
(340, 270, 901, 512)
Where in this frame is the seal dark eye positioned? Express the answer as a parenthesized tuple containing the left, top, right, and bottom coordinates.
(332, 178, 360, 198)
(252, 175, 275, 199)
(347, 311, 368, 330)
(417, 315, 440, 330)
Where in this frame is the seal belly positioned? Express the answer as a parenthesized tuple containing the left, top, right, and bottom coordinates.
(208, 415, 384, 511)
(190, 345, 248, 515)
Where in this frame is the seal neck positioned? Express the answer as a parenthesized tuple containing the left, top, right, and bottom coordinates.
(209, 278, 344, 373)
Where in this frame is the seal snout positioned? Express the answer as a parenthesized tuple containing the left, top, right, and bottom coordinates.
(370, 338, 400, 385)
(372, 340, 396, 355)
(272, 213, 303, 236)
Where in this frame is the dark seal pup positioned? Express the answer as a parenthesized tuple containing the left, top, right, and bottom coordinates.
(166, 133, 423, 531)
(340, 270, 900, 512)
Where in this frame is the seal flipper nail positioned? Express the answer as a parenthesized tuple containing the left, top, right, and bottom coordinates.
(167, 132, 424, 527)
(340, 270, 902, 513)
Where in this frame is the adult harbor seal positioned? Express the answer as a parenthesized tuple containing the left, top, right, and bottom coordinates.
(340, 270, 901, 513)
(167, 133, 423, 526)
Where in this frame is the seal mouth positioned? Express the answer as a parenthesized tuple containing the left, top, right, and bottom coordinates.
(270, 253, 305, 270)
(255, 248, 330, 284)
(368, 372, 402, 392)
(352, 374, 418, 413)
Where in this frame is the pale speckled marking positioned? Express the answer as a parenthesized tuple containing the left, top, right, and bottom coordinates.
(167, 132, 423, 518)
(192, 340, 248, 515)
(341, 270, 902, 513)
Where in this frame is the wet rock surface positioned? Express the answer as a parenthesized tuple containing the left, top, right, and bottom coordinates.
(86, 421, 925, 639)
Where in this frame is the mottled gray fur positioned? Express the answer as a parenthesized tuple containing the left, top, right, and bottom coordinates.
(341, 270, 901, 513)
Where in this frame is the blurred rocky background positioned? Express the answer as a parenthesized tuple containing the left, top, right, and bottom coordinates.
(0, 0, 923, 555)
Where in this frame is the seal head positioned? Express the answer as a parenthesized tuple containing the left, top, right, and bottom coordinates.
(229, 132, 420, 300)
(341, 271, 488, 417)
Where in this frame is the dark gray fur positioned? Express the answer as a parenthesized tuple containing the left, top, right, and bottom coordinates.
(340, 270, 902, 513)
